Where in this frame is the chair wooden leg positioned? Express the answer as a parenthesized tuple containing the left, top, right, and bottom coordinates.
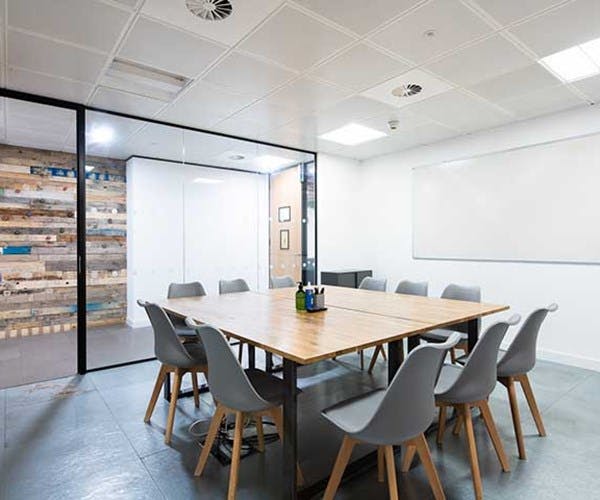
(195, 404, 226, 476)
(227, 411, 244, 500)
(436, 404, 447, 446)
(191, 371, 200, 408)
(368, 345, 382, 374)
(381, 346, 387, 361)
(401, 443, 417, 472)
(165, 368, 183, 444)
(377, 446, 385, 482)
(269, 407, 304, 486)
(323, 436, 356, 500)
(255, 414, 265, 452)
(144, 364, 167, 423)
(452, 412, 463, 436)
(478, 400, 510, 472)
(519, 374, 547, 437)
(504, 376, 527, 460)
(384, 445, 399, 500)
(462, 404, 483, 500)
(414, 434, 446, 500)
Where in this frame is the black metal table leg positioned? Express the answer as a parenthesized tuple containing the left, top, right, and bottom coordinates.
(467, 318, 479, 352)
(407, 335, 420, 353)
(248, 344, 256, 369)
(266, 352, 273, 372)
(387, 339, 402, 383)
(283, 358, 298, 500)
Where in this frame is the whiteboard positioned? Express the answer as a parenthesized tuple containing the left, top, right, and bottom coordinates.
(412, 132, 600, 264)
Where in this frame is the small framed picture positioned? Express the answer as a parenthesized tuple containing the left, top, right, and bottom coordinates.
(278, 205, 291, 222)
(280, 229, 290, 250)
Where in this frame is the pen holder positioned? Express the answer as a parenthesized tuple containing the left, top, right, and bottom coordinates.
(313, 293, 325, 310)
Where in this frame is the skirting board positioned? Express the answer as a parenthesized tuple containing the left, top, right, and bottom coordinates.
(537, 348, 600, 373)
(127, 317, 150, 329)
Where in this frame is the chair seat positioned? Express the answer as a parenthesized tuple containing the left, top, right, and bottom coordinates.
(434, 364, 463, 402)
(421, 329, 467, 343)
(245, 368, 301, 407)
(455, 349, 506, 369)
(321, 389, 385, 435)
(174, 326, 199, 338)
(183, 343, 207, 365)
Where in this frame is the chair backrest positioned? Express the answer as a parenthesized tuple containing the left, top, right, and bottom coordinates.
(395, 280, 428, 296)
(438, 315, 521, 403)
(167, 281, 206, 299)
(219, 278, 250, 294)
(188, 322, 270, 413)
(440, 283, 481, 334)
(358, 276, 387, 292)
(357, 333, 462, 444)
(140, 302, 195, 367)
(271, 275, 296, 289)
(498, 304, 558, 376)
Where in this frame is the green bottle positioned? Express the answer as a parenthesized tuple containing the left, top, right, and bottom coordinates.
(295, 282, 306, 311)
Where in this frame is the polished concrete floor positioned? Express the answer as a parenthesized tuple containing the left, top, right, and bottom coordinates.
(0, 324, 153, 389)
(0, 350, 598, 499)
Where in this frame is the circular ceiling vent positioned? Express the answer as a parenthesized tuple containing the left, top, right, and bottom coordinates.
(186, 0, 233, 21)
(392, 84, 423, 98)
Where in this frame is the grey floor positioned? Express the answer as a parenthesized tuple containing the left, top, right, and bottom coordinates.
(0, 324, 154, 389)
(0, 350, 598, 499)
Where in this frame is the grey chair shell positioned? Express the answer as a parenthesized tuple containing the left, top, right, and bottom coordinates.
(322, 333, 462, 445)
(271, 275, 296, 288)
(435, 315, 520, 404)
(219, 278, 250, 294)
(497, 304, 558, 378)
(358, 276, 387, 292)
(167, 281, 206, 299)
(395, 280, 428, 296)
(141, 302, 206, 368)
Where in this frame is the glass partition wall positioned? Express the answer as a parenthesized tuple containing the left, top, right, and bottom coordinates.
(84, 110, 316, 370)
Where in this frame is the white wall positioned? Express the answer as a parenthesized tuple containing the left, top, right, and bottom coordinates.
(357, 105, 600, 371)
(127, 158, 269, 327)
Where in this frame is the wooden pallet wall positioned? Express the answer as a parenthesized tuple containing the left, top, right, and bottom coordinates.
(0, 144, 126, 340)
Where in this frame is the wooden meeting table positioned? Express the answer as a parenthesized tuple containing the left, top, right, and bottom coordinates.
(162, 286, 508, 499)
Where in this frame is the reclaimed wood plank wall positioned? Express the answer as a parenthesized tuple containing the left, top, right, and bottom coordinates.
(0, 144, 126, 340)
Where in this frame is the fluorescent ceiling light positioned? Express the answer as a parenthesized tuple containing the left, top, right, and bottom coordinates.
(539, 38, 600, 82)
(193, 177, 223, 184)
(254, 155, 296, 172)
(88, 126, 114, 144)
(320, 123, 386, 146)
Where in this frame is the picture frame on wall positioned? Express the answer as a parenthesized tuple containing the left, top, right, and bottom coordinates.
(278, 205, 291, 222)
(280, 229, 290, 250)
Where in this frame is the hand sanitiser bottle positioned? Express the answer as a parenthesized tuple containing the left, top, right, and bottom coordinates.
(305, 282, 314, 311)
(295, 282, 306, 311)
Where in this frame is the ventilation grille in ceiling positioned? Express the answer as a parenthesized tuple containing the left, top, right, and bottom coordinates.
(392, 84, 422, 98)
(186, 0, 233, 21)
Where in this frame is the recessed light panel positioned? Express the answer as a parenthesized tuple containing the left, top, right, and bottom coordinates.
(540, 38, 600, 82)
(319, 123, 386, 146)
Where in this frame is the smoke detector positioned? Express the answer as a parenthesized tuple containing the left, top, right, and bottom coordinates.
(186, 0, 233, 21)
(392, 84, 423, 98)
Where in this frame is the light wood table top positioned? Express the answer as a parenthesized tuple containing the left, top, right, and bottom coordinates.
(265, 285, 509, 330)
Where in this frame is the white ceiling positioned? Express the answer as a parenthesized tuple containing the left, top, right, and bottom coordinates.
(1, 0, 599, 163)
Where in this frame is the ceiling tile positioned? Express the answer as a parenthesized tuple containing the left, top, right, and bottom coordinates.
(203, 52, 296, 98)
(238, 6, 354, 71)
(509, 0, 600, 57)
(7, 67, 93, 103)
(229, 100, 306, 129)
(8, 29, 107, 83)
(113, 0, 138, 7)
(295, 0, 423, 35)
(371, 0, 493, 65)
(425, 35, 533, 86)
(405, 89, 511, 131)
(357, 107, 434, 134)
(142, 0, 282, 46)
(309, 43, 410, 90)
(265, 77, 352, 112)
(119, 17, 225, 78)
(468, 64, 561, 102)
(8, 0, 130, 52)
(498, 85, 587, 118)
(7, 100, 75, 146)
(361, 69, 453, 108)
(572, 74, 600, 102)
(473, 0, 565, 25)
(90, 87, 165, 118)
(158, 81, 255, 128)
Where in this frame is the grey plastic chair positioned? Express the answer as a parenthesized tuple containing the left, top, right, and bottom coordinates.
(271, 275, 296, 288)
(420, 284, 481, 363)
(138, 301, 208, 444)
(367, 279, 429, 374)
(358, 276, 387, 291)
(166, 281, 207, 339)
(496, 304, 558, 460)
(321, 333, 462, 500)
(186, 321, 303, 499)
(219, 278, 250, 294)
(424, 314, 520, 500)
